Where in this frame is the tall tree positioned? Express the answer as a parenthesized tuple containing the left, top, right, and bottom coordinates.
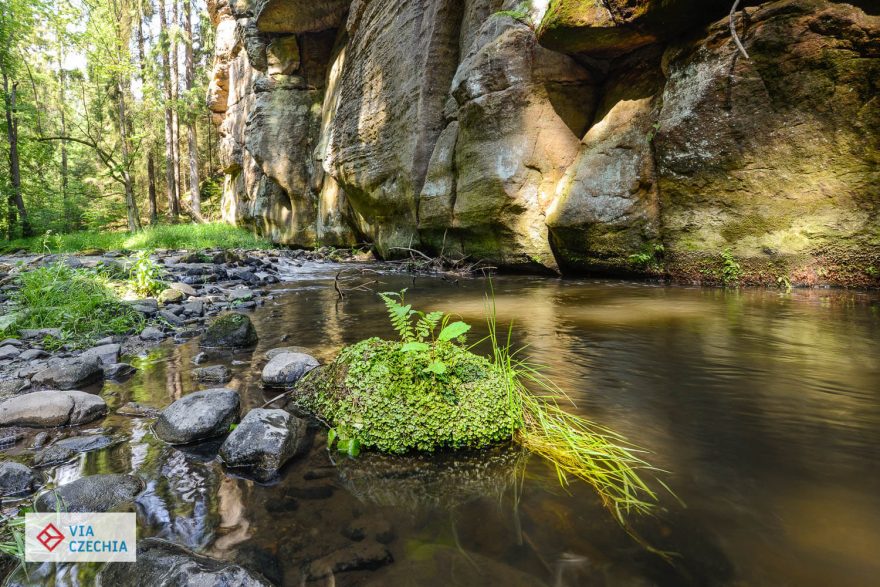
(170, 0, 181, 214)
(183, 0, 200, 217)
(136, 0, 158, 224)
(158, 0, 179, 218)
(0, 0, 35, 238)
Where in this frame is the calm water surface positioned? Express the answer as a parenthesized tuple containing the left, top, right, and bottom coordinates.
(8, 264, 880, 586)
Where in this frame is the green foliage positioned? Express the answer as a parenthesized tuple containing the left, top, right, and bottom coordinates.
(494, 3, 533, 26)
(628, 243, 665, 270)
(720, 248, 742, 286)
(0, 261, 144, 348)
(129, 251, 165, 297)
(1, 223, 273, 254)
(296, 338, 520, 454)
(0, 509, 27, 569)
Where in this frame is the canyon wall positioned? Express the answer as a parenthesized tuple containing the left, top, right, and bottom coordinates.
(207, 0, 880, 285)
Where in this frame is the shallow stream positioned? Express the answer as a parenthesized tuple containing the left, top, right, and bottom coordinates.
(8, 264, 880, 586)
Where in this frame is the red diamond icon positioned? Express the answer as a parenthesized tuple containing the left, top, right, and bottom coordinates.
(37, 523, 64, 552)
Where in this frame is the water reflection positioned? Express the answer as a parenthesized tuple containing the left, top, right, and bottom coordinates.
(6, 266, 879, 586)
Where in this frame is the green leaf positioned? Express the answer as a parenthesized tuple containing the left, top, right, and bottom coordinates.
(423, 360, 447, 375)
(327, 428, 337, 448)
(438, 321, 471, 342)
(400, 341, 430, 353)
(347, 438, 361, 458)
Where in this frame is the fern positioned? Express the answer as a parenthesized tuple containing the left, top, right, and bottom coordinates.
(415, 310, 444, 341)
(379, 290, 416, 342)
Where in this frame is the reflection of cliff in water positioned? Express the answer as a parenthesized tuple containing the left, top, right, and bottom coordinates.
(335, 445, 527, 511)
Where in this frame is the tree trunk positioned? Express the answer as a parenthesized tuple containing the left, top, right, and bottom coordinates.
(171, 0, 182, 214)
(159, 0, 179, 219)
(147, 152, 158, 225)
(116, 80, 141, 233)
(136, 4, 158, 225)
(58, 67, 69, 231)
(183, 0, 200, 216)
(1, 69, 32, 238)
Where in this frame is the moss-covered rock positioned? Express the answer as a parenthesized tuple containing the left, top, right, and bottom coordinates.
(293, 338, 520, 453)
(201, 312, 258, 348)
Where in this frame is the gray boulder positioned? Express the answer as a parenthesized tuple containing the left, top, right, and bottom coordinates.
(31, 356, 103, 390)
(155, 388, 241, 444)
(103, 363, 136, 380)
(98, 538, 271, 586)
(261, 352, 318, 387)
(35, 474, 144, 512)
(140, 326, 165, 341)
(219, 409, 308, 474)
(0, 346, 20, 360)
(201, 313, 258, 348)
(80, 343, 121, 365)
(158, 288, 186, 304)
(32, 435, 115, 467)
(18, 348, 48, 361)
(129, 299, 159, 317)
(0, 461, 40, 497)
(0, 390, 107, 428)
(170, 282, 198, 296)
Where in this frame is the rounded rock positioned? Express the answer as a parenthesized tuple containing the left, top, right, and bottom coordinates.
(155, 388, 241, 444)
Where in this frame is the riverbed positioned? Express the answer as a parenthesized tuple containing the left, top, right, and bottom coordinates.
(8, 263, 880, 586)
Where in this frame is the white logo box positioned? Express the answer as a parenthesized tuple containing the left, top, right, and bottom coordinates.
(25, 512, 136, 563)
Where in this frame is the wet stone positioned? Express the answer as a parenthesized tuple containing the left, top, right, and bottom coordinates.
(103, 362, 136, 381)
(117, 402, 160, 418)
(219, 408, 308, 475)
(0, 461, 40, 497)
(193, 365, 232, 383)
(159, 309, 186, 326)
(155, 388, 241, 444)
(0, 346, 20, 360)
(201, 313, 258, 348)
(306, 541, 393, 580)
(80, 343, 121, 365)
(98, 538, 272, 586)
(35, 473, 144, 512)
(261, 352, 319, 387)
(32, 434, 115, 466)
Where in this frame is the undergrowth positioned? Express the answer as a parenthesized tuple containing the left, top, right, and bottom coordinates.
(0, 262, 144, 349)
(0, 222, 272, 254)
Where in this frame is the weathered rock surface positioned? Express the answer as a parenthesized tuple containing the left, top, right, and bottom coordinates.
(0, 461, 40, 497)
(98, 538, 272, 586)
(30, 356, 103, 390)
(32, 435, 115, 466)
(0, 390, 107, 428)
(35, 474, 144, 512)
(219, 408, 308, 473)
(208, 0, 880, 286)
(201, 312, 258, 348)
(261, 351, 318, 387)
(155, 388, 241, 444)
(193, 364, 232, 383)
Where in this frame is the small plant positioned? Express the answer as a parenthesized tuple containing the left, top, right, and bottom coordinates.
(776, 274, 792, 291)
(0, 508, 29, 571)
(720, 248, 742, 286)
(646, 121, 662, 142)
(494, 2, 533, 26)
(379, 289, 471, 378)
(865, 266, 878, 278)
(628, 243, 665, 270)
(129, 251, 165, 297)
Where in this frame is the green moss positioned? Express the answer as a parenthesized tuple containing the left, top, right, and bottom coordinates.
(201, 312, 258, 348)
(296, 338, 521, 454)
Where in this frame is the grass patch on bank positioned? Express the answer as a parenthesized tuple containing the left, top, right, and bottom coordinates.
(0, 262, 145, 349)
(0, 223, 273, 254)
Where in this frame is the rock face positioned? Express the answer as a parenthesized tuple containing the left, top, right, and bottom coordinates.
(35, 474, 144, 512)
(219, 408, 308, 474)
(209, 0, 880, 286)
(0, 390, 107, 428)
(98, 538, 272, 586)
(155, 388, 241, 444)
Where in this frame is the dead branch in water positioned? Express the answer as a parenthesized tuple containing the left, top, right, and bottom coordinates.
(387, 246, 496, 280)
(333, 268, 382, 299)
(730, 0, 750, 60)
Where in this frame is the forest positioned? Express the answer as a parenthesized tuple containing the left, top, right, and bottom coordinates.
(1, 0, 216, 240)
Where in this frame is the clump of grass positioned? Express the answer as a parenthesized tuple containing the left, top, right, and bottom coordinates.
(484, 291, 664, 524)
(0, 222, 273, 254)
(0, 262, 145, 349)
(0, 510, 26, 570)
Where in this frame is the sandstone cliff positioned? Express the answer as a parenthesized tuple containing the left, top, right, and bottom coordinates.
(207, 0, 879, 286)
